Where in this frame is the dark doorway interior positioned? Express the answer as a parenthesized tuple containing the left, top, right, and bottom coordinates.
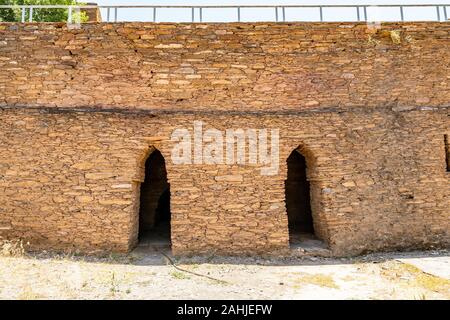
(285, 150, 315, 245)
(139, 149, 171, 248)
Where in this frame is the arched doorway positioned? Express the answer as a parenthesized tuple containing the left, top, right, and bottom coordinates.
(139, 149, 171, 247)
(285, 149, 315, 246)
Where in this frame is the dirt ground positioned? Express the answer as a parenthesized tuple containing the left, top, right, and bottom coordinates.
(0, 246, 449, 300)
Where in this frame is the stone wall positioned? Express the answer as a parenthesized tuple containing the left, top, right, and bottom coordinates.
(0, 22, 448, 112)
(0, 106, 448, 256)
(0, 22, 449, 256)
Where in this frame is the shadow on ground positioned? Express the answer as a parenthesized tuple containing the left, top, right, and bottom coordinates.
(25, 248, 449, 270)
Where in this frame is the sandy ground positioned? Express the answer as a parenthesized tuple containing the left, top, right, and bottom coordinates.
(0, 247, 449, 300)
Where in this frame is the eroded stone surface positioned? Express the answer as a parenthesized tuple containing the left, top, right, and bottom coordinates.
(0, 22, 448, 111)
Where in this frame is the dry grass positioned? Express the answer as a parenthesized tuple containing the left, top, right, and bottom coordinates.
(295, 273, 339, 289)
(367, 29, 404, 45)
(389, 30, 402, 44)
(0, 249, 448, 299)
(0, 240, 25, 257)
(380, 261, 450, 298)
(170, 271, 191, 280)
(401, 263, 450, 293)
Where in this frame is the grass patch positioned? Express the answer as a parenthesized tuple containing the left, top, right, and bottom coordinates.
(381, 261, 450, 297)
(170, 271, 191, 280)
(401, 263, 450, 293)
(295, 273, 339, 289)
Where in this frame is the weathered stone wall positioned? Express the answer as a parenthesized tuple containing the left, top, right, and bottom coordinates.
(0, 106, 448, 255)
(0, 22, 448, 111)
(0, 22, 449, 256)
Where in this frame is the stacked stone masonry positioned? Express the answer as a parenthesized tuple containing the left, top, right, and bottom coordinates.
(0, 22, 448, 256)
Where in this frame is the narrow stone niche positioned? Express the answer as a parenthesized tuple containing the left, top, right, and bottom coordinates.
(138, 149, 171, 248)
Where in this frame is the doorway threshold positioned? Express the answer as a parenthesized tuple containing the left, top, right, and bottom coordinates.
(290, 232, 331, 257)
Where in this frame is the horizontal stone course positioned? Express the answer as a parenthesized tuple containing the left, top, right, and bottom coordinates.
(0, 22, 449, 112)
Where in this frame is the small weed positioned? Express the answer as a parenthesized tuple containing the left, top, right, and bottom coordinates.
(390, 30, 402, 44)
(189, 264, 200, 270)
(109, 272, 119, 296)
(170, 271, 190, 280)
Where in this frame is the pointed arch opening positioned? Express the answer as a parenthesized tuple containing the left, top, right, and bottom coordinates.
(285, 148, 327, 251)
(286, 150, 314, 236)
(138, 149, 171, 248)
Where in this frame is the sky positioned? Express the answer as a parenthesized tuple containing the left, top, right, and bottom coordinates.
(85, 1, 449, 22)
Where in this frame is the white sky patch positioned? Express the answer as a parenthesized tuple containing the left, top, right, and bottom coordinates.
(87, 1, 449, 22)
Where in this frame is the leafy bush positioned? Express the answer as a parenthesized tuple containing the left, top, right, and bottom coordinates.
(0, 0, 88, 23)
